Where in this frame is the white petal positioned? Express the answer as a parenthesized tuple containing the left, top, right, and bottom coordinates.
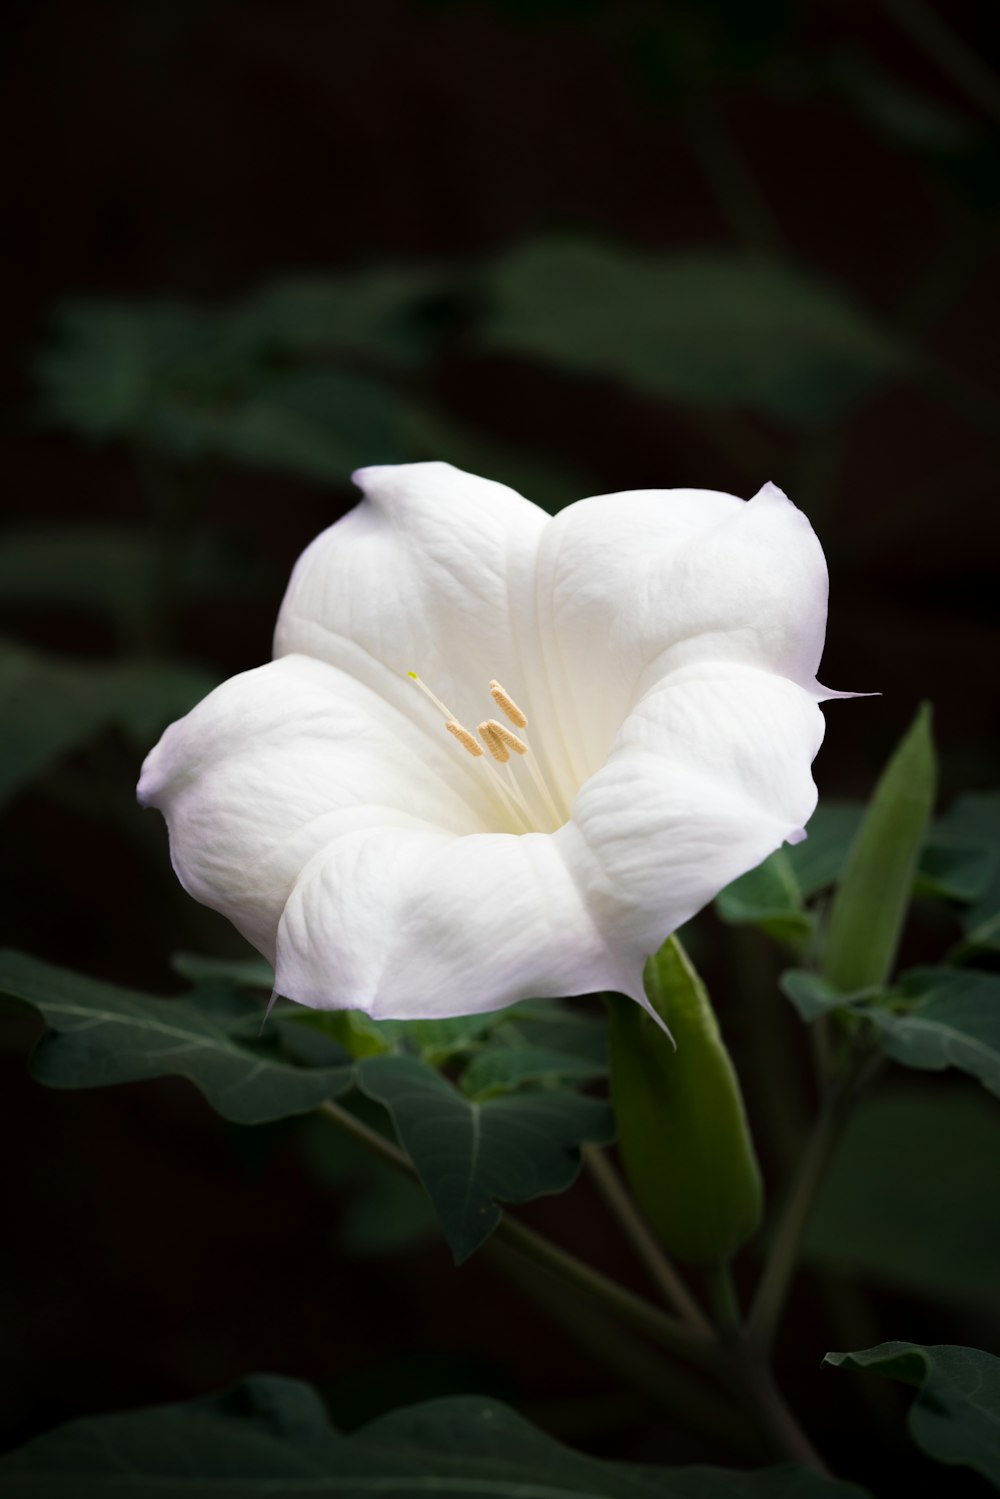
(567, 660, 824, 1000)
(273, 461, 550, 742)
(534, 482, 830, 781)
(137, 654, 500, 960)
(275, 825, 621, 1017)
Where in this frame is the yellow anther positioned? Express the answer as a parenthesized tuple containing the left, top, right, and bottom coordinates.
(446, 720, 484, 758)
(489, 680, 527, 729)
(484, 718, 528, 756)
(478, 722, 510, 763)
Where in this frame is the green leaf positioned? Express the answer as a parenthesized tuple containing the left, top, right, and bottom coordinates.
(179, 367, 409, 480)
(779, 971, 874, 1023)
(460, 1043, 607, 1100)
(786, 802, 867, 897)
(35, 300, 209, 439)
(357, 1052, 614, 1263)
(0, 1374, 870, 1497)
(934, 793, 1000, 957)
(170, 952, 275, 990)
(232, 265, 451, 367)
(822, 704, 936, 992)
(482, 238, 905, 423)
(805, 1084, 1000, 1310)
(868, 967, 1000, 1098)
(825, 1342, 1000, 1486)
(0, 950, 353, 1125)
(715, 848, 813, 943)
(609, 937, 762, 1266)
(0, 638, 214, 805)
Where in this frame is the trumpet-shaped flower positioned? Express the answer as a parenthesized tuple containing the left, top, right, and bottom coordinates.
(139, 462, 843, 1021)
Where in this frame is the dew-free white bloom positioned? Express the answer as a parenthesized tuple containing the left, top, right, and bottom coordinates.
(139, 462, 843, 1021)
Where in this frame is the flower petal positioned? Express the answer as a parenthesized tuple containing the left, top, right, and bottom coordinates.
(275, 825, 621, 1017)
(534, 482, 830, 780)
(568, 660, 824, 1000)
(273, 462, 550, 739)
(137, 653, 500, 960)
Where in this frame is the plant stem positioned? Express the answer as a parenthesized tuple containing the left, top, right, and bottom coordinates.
(747, 1047, 881, 1347)
(318, 1100, 719, 1372)
(878, 0, 1000, 125)
(725, 1346, 831, 1475)
(584, 1145, 714, 1335)
(703, 1261, 742, 1333)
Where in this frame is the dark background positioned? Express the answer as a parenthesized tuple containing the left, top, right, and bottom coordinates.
(2, 0, 999, 1488)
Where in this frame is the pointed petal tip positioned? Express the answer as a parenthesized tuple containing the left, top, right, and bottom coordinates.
(752, 479, 791, 506)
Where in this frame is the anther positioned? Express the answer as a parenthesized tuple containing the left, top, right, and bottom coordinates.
(484, 718, 528, 756)
(478, 722, 510, 763)
(489, 680, 527, 729)
(446, 720, 484, 758)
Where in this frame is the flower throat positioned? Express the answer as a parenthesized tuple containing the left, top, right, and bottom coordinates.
(407, 672, 565, 834)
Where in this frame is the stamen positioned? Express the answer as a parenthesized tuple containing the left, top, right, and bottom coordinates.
(489, 680, 527, 729)
(446, 720, 484, 758)
(407, 671, 454, 720)
(478, 722, 510, 763)
(484, 718, 528, 756)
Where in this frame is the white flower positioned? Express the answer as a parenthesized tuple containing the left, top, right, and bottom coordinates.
(139, 462, 841, 1021)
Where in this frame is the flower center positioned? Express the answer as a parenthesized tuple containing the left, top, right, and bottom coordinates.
(407, 672, 567, 834)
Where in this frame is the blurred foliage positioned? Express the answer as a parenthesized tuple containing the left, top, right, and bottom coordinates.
(0, 1375, 861, 1498)
(825, 1342, 1000, 1487)
(480, 240, 907, 424)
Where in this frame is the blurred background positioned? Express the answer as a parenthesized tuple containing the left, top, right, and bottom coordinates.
(2, 0, 999, 1488)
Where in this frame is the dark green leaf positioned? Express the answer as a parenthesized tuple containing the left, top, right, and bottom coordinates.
(358, 1052, 614, 1263)
(609, 937, 762, 1266)
(0, 1374, 870, 1497)
(822, 704, 936, 992)
(460, 1043, 606, 1099)
(934, 793, 1000, 957)
(177, 367, 409, 480)
(785, 802, 865, 897)
(35, 301, 209, 438)
(825, 1342, 1000, 1486)
(869, 967, 1000, 1098)
(0, 639, 214, 805)
(715, 848, 812, 943)
(170, 952, 275, 990)
(805, 1084, 1000, 1310)
(482, 239, 906, 423)
(779, 971, 872, 1023)
(0, 950, 353, 1125)
(232, 265, 452, 367)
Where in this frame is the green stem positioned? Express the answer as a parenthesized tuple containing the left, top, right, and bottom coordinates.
(318, 1100, 719, 1372)
(584, 1145, 714, 1335)
(747, 1047, 881, 1347)
(725, 1346, 831, 1476)
(704, 1261, 742, 1333)
(878, 0, 1000, 125)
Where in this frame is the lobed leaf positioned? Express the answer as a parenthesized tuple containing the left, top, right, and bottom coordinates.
(825, 1342, 1000, 1486)
(0, 950, 353, 1125)
(868, 967, 1000, 1099)
(0, 1374, 871, 1497)
(358, 1052, 614, 1263)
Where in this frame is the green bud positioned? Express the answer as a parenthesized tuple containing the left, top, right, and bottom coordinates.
(609, 936, 762, 1266)
(822, 702, 936, 993)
